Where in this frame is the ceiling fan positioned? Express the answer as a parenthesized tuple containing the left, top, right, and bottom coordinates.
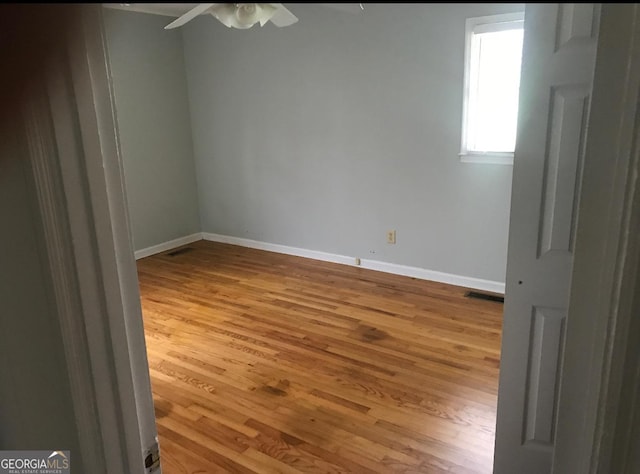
(164, 3, 299, 30)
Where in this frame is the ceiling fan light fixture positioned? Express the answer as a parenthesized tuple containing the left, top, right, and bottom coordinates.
(164, 2, 298, 30)
(212, 3, 277, 29)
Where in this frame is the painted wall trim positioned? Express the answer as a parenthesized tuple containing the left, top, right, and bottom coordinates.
(24, 70, 105, 472)
(359, 258, 506, 294)
(202, 232, 356, 266)
(202, 232, 506, 294)
(134, 233, 203, 259)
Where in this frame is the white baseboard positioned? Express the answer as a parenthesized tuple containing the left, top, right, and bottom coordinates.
(358, 258, 505, 294)
(201, 233, 356, 266)
(202, 232, 505, 294)
(134, 233, 203, 260)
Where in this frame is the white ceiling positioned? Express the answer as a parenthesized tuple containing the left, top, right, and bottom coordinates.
(103, 4, 199, 18)
(102, 3, 365, 19)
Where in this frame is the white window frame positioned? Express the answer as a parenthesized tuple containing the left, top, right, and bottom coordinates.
(460, 12, 525, 165)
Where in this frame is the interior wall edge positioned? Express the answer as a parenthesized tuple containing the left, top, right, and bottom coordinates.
(134, 233, 203, 260)
(202, 232, 506, 294)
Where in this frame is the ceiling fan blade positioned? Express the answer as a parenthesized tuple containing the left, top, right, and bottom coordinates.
(268, 4, 299, 27)
(164, 3, 216, 30)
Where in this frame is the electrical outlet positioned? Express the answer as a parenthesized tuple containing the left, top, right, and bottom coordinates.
(387, 230, 396, 244)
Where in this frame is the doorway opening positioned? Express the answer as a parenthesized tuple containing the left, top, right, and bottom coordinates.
(102, 4, 526, 473)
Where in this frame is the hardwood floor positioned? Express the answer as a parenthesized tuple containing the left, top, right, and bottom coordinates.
(137, 240, 503, 473)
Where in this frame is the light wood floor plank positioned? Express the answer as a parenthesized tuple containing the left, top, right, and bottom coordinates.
(138, 240, 502, 473)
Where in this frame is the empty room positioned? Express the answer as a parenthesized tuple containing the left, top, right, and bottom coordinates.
(4, 3, 640, 474)
(98, 3, 596, 473)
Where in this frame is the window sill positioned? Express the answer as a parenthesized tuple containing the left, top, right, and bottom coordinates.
(459, 152, 514, 165)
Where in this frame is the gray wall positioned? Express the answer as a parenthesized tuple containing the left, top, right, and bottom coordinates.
(182, 3, 523, 283)
(104, 9, 200, 251)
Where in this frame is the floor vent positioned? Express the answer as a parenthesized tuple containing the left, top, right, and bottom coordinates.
(465, 291, 504, 303)
(166, 247, 194, 257)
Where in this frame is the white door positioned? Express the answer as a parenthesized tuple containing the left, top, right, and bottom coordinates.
(494, 4, 599, 473)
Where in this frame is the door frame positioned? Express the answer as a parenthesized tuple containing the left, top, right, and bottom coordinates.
(38, 3, 640, 473)
(68, 6, 160, 472)
(25, 4, 159, 473)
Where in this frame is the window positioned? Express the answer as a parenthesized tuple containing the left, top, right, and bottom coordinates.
(460, 13, 525, 164)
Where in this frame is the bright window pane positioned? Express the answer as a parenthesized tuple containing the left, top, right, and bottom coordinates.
(468, 28, 523, 153)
